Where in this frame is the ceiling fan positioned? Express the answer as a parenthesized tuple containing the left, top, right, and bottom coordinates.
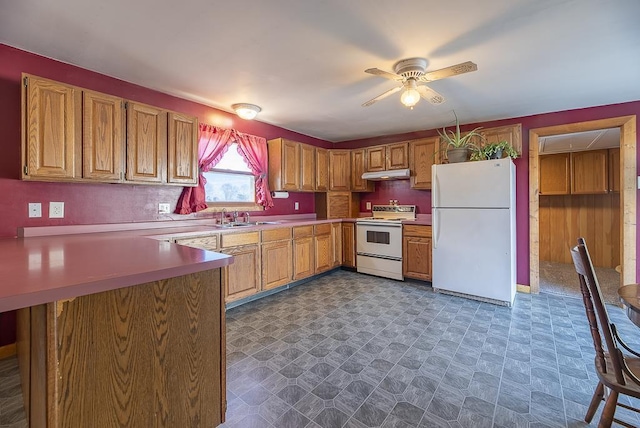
(362, 58, 477, 109)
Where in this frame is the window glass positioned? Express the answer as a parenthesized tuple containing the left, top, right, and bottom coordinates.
(203, 143, 256, 205)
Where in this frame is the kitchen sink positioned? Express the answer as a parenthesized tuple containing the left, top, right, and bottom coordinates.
(217, 221, 281, 228)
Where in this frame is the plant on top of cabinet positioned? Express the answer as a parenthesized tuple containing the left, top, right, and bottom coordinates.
(470, 140, 519, 161)
(437, 111, 482, 163)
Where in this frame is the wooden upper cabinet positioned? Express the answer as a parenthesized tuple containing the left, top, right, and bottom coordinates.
(82, 91, 125, 182)
(329, 150, 351, 191)
(386, 142, 409, 170)
(365, 146, 386, 172)
(126, 102, 167, 183)
(315, 147, 329, 191)
(609, 147, 621, 192)
(167, 112, 198, 185)
(539, 153, 570, 195)
(300, 144, 316, 191)
(571, 149, 608, 194)
(480, 124, 522, 156)
(22, 74, 81, 180)
(351, 149, 374, 192)
(410, 137, 438, 189)
(268, 138, 301, 191)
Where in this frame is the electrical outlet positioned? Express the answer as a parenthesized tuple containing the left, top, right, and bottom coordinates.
(158, 203, 171, 214)
(294, 202, 299, 210)
(49, 202, 64, 218)
(28, 203, 42, 218)
(366, 202, 371, 210)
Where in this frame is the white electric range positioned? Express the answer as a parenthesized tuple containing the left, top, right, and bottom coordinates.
(355, 205, 416, 280)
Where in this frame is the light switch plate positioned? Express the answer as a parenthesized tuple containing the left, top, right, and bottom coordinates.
(637, 176, 640, 189)
(49, 202, 64, 218)
(28, 203, 42, 218)
(294, 202, 299, 210)
(366, 202, 372, 210)
(158, 203, 171, 214)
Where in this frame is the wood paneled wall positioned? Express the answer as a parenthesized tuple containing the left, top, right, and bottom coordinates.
(540, 193, 620, 268)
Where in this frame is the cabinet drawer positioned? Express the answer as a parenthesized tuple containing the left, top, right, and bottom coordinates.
(403, 225, 431, 238)
(221, 231, 260, 248)
(262, 227, 292, 243)
(175, 234, 219, 250)
(293, 225, 314, 238)
(314, 223, 332, 236)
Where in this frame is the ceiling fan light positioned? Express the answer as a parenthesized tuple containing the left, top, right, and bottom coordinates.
(232, 103, 262, 120)
(400, 88, 420, 108)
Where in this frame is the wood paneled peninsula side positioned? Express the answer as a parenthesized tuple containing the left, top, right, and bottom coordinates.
(0, 229, 232, 427)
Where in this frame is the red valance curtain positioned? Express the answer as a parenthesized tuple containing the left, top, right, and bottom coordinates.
(175, 123, 273, 214)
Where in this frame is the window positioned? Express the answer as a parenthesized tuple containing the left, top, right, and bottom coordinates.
(203, 143, 260, 209)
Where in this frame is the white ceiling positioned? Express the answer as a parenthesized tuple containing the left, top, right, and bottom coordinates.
(2, 0, 639, 142)
(539, 128, 620, 154)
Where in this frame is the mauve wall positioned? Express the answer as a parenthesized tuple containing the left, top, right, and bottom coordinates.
(337, 103, 640, 287)
(0, 44, 332, 239)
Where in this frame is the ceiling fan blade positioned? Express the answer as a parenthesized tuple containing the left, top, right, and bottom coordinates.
(362, 86, 402, 107)
(420, 61, 478, 82)
(417, 85, 446, 105)
(364, 68, 403, 81)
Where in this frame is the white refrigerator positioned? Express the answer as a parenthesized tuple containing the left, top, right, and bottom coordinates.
(431, 158, 516, 306)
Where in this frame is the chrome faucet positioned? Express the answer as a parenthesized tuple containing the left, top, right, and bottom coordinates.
(233, 211, 239, 223)
(220, 208, 227, 225)
(244, 211, 250, 224)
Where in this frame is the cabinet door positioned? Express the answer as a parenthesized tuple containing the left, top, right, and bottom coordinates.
(222, 244, 260, 302)
(332, 222, 342, 267)
(300, 144, 316, 191)
(126, 102, 167, 183)
(342, 223, 356, 268)
(402, 236, 432, 281)
(539, 153, 570, 195)
(23, 75, 81, 179)
(410, 137, 438, 189)
(83, 91, 125, 181)
(571, 150, 608, 194)
(168, 112, 198, 185)
(282, 140, 301, 190)
(609, 147, 620, 192)
(326, 192, 352, 219)
(315, 147, 329, 191)
(386, 142, 409, 170)
(351, 149, 374, 192)
(293, 237, 315, 280)
(262, 240, 292, 290)
(329, 150, 351, 191)
(314, 233, 333, 273)
(365, 146, 386, 172)
(480, 124, 522, 156)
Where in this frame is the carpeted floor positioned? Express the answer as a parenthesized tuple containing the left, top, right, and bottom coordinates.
(539, 260, 621, 306)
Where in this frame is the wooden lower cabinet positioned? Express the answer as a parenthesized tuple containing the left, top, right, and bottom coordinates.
(293, 236, 315, 280)
(342, 222, 356, 268)
(221, 244, 261, 302)
(16, 270, 226, 427)
(262, 239, 292, 290)
(332, 222, 342, 267)
(314, 224, 333, 273)
(402, 225, 432, 281)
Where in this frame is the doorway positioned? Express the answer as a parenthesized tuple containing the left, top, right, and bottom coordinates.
(529, 116, 636, 294)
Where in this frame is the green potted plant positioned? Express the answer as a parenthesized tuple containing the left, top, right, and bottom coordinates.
(470, 140, 519, 161)
(438, 111, 483, 163)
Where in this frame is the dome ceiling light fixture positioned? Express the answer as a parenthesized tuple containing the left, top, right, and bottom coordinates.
(232, 103, 262, 120)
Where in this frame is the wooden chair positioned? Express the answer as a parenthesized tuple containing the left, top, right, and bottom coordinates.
(571, 237, 640, 427)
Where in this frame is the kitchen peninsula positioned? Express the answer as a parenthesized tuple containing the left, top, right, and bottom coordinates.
(0, 228, 232, 427)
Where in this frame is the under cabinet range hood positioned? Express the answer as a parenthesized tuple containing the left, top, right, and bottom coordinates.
(361, 168, 410, 181)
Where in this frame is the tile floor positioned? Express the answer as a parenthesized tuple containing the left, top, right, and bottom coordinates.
(2, 269, 640, 427)
(221, 270, 640, 428)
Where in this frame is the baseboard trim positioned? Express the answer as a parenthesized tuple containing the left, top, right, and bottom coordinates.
(516, 284, 531, 294)
(0, 343, 16, 359)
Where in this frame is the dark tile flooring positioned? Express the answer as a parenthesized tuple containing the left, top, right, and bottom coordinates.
(2, 269, 640, 427)
(221, 270, 640, 428)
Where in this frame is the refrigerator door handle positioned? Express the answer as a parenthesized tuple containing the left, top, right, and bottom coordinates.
(432, 209, 438, 249)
